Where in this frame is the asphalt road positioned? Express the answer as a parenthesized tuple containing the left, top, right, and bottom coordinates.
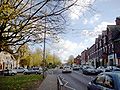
(52, 69, 96, 90)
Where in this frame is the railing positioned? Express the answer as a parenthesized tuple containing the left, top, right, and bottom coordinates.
(57, 75, 64, 90)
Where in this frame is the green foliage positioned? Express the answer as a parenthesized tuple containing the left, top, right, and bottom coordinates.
(0, 75, 43, 90)
(31, 48, 43, 66)
(18, 44, 32, 67)
(46, 52, 61, 68)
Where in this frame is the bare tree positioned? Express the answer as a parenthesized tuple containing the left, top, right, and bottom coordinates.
(0, 0, 94, 54)
(0, 0, 79, 53)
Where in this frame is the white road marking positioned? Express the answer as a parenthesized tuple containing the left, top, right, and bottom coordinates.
(59, 74, 76, 90)
(73, 71, 94, 79)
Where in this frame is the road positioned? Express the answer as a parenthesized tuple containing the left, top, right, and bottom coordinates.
(51, 69, 96, 90)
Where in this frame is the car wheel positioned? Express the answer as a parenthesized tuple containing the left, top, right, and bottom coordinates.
(24, 72, 27, 75)
(11, 73, 15, 76)
(87, 87, 90, 90)
(36, 72, 38, 74)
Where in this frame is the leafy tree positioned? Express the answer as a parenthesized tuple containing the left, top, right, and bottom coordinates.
(67, 55, 74, 65)
(18, 44, 31, 67)
(31, 48, 43, 66)
(45, 51, 61, 68)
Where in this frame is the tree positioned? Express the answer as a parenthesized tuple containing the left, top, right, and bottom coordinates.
(67, 55, 74, 65)
(0, 0, 79, 54)
(31, 48, 43, 66)
(45, 51, 61, 68)
(18, 44, 31, 67)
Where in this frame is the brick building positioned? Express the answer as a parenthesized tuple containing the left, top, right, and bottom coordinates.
(81, 50, 88, 64)
(81, 17, 120, 68)
(74, 55, 81, 65)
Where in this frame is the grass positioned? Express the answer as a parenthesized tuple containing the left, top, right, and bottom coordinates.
(0, 74, 43, 90)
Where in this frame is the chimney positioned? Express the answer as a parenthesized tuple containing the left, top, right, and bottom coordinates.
(115, 16, 120, 25)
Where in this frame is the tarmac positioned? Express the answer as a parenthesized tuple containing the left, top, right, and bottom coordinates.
(37, 70, 57, 90)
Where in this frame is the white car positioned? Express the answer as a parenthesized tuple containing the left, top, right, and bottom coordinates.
(13, 67, 25, 73)
(62, 66, 72, 73)
(73, 65, 80, 70)
(23, 67, 42, 75)
(3, 69, 17, 76)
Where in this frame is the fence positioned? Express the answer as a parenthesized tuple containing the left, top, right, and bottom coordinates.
(57, 75, 64, 90)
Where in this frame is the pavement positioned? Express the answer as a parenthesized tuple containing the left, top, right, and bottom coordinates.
(37, 70, 57, 90)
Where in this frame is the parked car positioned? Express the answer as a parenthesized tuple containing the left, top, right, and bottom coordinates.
(105, 66, 120, 72)
(82, 66, 100, 75)
(59, 66, 63, 69)
(62, 66, 72, 73)
(13, 67, 25, 73)
(23, 67, 42, 75)
(81, 65, 91, 70)
(87, 71, 120, 90)
(3, 69, 17, 76)
(97, 66, 106, 72)
(0, 70, 3, 75)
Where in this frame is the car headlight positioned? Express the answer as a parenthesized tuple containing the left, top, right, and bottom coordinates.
(88, 82, 91, 85)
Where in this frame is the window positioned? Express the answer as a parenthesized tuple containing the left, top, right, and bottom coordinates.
(94, 74, 114, 89)
(104, 75, 114, 89)
(95, 75, 105, 85)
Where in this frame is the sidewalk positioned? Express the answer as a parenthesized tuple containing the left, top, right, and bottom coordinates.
(37, 74, 57, 90)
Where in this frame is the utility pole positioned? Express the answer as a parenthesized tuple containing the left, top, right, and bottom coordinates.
(42, 15, 47, 79)
(53, 51, 55, 65)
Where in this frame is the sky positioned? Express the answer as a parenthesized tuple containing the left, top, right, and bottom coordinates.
(33, 0, 120, 63)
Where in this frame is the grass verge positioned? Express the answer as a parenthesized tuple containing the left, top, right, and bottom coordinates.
(0, 74, 43, 90)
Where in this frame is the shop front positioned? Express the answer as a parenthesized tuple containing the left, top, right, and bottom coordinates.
(108, 54, 117, 66)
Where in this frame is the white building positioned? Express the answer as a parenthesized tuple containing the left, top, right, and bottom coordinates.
(0, 51, 16, 70)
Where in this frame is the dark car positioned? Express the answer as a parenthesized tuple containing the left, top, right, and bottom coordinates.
(3, 69, 17, 76)
(87, 71, 120, 90)
(23, 67, 42, 75)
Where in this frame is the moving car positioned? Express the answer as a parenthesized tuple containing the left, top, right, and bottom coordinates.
(62, 66, 72, 73)
(23, 67, 42, 75)
(87, 71, 120, 90)
(3, 69, 17, 76)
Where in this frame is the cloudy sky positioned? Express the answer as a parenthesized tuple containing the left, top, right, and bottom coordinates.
(40, 0, 120, 63)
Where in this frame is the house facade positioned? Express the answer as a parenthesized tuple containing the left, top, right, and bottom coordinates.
(0, 51, 16, 70)
(74, 55, 81, 65)
(81, 17, 120, 68)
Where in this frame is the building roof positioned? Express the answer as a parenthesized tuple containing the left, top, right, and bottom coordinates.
(107, 25, 120, 41)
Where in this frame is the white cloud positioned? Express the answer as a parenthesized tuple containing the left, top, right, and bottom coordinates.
(69, 0, 95, 20)
(90, 14, 101, 24)
(80, 21, 114, 38)
(83, 18, 88, 24)
(53, 39, 86, 63)
(52, 21, 115, 63)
